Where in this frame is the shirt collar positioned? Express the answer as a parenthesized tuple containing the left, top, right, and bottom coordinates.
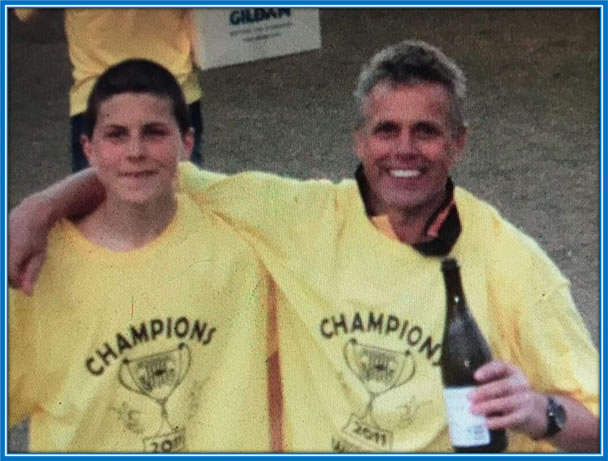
(355, 164, 461, 256)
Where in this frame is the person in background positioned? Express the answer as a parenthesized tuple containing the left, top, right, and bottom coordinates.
(8, 41, 599, 452)
(9, 59, 272, 452)
(14, 8, 204, 171)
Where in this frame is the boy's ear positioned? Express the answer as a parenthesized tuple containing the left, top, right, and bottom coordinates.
(81, 135, 96, 166)
(179, 128, 194, 162)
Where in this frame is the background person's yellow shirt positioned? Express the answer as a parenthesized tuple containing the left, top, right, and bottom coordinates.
(65, 8, 201, 116)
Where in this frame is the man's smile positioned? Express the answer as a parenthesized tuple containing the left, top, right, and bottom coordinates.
(389, 169, 422, 178)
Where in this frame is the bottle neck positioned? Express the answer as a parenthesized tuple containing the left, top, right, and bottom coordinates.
(442, 265, 467, 315)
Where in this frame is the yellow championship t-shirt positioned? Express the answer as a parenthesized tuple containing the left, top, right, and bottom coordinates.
(179, 164, 599, 453)
(9, 194, 271, 452)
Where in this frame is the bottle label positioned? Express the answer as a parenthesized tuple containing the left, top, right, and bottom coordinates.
(443, 386, 490, 447)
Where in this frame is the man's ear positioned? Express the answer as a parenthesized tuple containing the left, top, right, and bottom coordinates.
(179, 128, 194, 162)
(450, 126, 468, 166)
(354, 128, 365, 162)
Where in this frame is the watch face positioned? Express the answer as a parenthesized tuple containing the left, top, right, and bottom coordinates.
(544, 397, 567, 438)
(553, 400, 567, 428)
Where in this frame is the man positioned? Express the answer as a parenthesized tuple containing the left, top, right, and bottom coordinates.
(9, 41, 599, 452)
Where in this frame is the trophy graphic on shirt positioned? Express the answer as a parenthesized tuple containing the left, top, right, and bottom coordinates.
(344, 338, 416, 425)
(119, 343, 191, 452)
(341, 338, 415, 451)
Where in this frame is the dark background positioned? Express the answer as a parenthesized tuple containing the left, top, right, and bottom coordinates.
(7, 7, 600, 451)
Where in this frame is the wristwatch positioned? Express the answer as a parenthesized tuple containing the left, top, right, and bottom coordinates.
(543, 396, 567, 438)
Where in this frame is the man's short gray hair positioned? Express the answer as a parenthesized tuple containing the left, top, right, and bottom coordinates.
(354, 40, 467, 131)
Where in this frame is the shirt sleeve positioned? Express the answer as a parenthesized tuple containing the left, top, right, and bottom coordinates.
(196, 171, 339, 267)
(176, 161, 227, 195)
(8, 288, 38, 428)
(485, 215, 599, 417)
(516, 280, 599, 416)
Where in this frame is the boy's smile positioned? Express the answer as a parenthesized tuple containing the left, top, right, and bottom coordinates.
(82, 92, 192, 207)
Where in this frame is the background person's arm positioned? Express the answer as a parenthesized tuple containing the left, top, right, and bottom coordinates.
(13, 9, 37, 22)
(8, 168, 105, 294)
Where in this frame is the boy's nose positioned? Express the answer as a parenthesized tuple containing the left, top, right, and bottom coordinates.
(126, 137, 146, 158)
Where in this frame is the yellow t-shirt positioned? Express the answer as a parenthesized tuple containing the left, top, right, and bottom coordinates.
(9, 194, 271, 452)
(179, 165, 599, 452)
(64, 8, 201, 115)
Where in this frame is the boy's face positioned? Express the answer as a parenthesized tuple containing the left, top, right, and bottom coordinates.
(82, 93, 193, 206)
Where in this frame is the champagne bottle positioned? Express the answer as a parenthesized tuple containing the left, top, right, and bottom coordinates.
(440, 258, 507, 452)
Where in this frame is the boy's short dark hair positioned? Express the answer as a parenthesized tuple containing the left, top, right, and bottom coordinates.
(83, 59, 191, 137)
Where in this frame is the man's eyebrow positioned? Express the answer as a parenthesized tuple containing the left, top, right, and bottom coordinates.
(414, 120, 442, 129)
(373, 120, 399, 131)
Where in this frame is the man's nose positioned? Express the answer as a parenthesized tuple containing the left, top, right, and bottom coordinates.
(394, 130, 416, 154)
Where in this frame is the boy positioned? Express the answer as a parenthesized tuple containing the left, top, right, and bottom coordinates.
(9, 59, 273, 452)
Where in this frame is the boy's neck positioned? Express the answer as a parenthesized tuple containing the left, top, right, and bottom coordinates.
(75, 192, 178, 251)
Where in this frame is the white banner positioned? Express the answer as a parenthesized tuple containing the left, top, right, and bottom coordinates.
(192, 8, 322, 70)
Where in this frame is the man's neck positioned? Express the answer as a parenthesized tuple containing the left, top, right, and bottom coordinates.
(355, 165, 461, 255)
(356, 167, 447, 244)
(384, 205, 441, 245)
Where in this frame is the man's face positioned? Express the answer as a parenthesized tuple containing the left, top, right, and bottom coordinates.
(82, 93, 193, 206)
(355, 82, 466, 216)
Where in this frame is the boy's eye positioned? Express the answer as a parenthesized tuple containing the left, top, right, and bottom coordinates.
(104, 129, 127, 140)
(143, 125, 169, 139)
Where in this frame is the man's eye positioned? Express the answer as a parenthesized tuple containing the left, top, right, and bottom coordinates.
(415, 124, 440, 138)
(374, 123, 399, 136)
